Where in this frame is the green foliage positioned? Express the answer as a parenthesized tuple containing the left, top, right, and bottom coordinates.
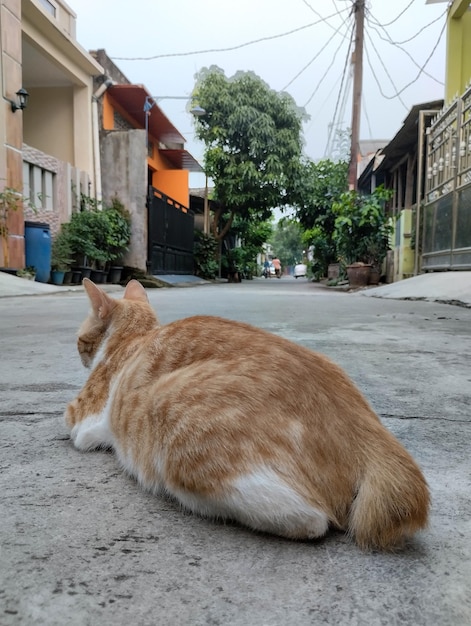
(66, 196, 131, 268)
(51, 226, 74, 271)
(295, 159, 348, 231)
(227, 216, 273, 277)
(332, 185, 394, 267)
(194, 231, 219, 279)
(294, 159, 348, 279)
(192, 66, 307, 238)
(102, 197, 132, 262)
(268, 219, 304, 267)
(0, 187, 24, 267)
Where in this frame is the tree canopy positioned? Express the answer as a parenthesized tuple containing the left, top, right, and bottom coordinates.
(191, 66, 307, 239)
(268, 219, 305, 267)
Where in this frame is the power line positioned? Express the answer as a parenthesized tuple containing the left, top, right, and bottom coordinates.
(283, 12, 352, 91)
(368, 7, 446, 45)
(366, 11, 445, 86)
(111, 7, 351, 61)
(365, 15, 446, 100)
(324, 21, 355, 157)
(364, 28, 408, 109)
(303, 17, 353, 107)
(369, 0, 417, 28)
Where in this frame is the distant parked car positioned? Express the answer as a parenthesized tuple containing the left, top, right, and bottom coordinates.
(294, 263, 307, 278)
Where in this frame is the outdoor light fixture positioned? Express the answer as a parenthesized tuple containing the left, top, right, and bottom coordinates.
(10, 88, 29, 113)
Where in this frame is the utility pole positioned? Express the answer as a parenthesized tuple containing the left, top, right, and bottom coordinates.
(348, 0, 365, 190)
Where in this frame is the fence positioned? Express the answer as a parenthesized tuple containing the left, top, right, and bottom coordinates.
(423, 84, 471, 270)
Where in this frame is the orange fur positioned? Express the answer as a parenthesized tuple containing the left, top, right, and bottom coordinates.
(64, 279, 430, 550)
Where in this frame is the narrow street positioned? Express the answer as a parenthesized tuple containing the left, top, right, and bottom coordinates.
(1, 277, 470, 625)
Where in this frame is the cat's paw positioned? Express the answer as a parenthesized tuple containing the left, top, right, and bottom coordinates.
(71, 416, 112, 452)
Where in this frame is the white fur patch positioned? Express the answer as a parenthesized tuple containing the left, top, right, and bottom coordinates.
(170, 466, 329, 539)
(71, 378, 119, 451)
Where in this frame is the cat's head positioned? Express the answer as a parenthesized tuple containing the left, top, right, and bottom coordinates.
(78, 279, 158, 368)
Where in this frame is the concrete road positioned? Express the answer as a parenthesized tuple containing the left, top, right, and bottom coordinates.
(1, 277, 470, 626)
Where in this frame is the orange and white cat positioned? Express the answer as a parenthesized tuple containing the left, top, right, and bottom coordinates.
(64, 279, 429, 550)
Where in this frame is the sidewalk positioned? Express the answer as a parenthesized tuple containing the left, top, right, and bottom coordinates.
(361, 270, 471, 307)
(1, 268, 470, 306)
(0, 271, 209, 297)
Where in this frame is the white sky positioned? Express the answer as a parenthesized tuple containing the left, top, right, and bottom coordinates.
(72, 0, 448, 187)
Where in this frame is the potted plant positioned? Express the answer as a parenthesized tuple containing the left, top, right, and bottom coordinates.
(50, 226, 74, 285)
(66, 209, 106, 280)
(332, 186, 394, 288)
(16, 266, 36, 281)
(101, 197, 131, 283)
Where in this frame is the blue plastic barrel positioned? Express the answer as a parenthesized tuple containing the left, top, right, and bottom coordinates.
(24, 221, 51, 283)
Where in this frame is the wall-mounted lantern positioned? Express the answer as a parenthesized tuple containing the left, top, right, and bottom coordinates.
(10, 88, 29, 113)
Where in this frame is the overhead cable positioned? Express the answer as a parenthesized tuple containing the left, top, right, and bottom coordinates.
(283, 12, 352, 91)
(369, 0, 417, 28)
(111, 7, 351, 61)
(303, 17, 353, 107)
(366, 11, 445, 85)
(364, 28, 408, 109)
(365, 15, 446, 100)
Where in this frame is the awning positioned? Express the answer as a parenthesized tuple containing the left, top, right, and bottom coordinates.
(107, 84, 186, 146)
(160, 149, 203, 172)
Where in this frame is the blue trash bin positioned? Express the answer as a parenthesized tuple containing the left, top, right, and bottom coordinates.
(24, 221, 51, 283)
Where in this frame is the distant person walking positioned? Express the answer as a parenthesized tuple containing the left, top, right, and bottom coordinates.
(272, 257, 282, 278)
(263, 259, 271, 279)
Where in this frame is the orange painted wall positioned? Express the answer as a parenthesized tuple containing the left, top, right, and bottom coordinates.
(153, 169, 189, 207)
(104, 94, 190, 207)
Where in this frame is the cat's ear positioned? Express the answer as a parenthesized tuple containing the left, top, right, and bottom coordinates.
(83, 278, 117, 319)
(123, 279, 149, 303)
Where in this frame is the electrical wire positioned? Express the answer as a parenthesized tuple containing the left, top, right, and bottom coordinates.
(364, 15, 446, 100)
(111, 7, 351, 61)
(368, 8, 447, 46)
(366, 12, 445, 85)
(303, 17, 353, 107)
(368, 0, 417, 28)
(324, 21, 355, 156)
(364, 28, 408, 109)
(282, 12, 352, 91)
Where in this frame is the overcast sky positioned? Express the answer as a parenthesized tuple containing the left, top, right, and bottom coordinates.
(73, 0, 448, 186)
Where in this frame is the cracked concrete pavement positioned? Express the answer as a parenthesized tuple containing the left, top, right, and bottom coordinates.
(0, 278, 470, 625)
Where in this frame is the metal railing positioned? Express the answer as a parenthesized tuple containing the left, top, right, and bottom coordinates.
(423, 84, 471, 270)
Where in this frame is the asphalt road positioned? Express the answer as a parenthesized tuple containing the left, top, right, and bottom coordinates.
(1, 277, 470, 626)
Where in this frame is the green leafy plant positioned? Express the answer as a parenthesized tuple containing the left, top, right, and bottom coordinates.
(17, 266, 36, 279)
(332, 186, 394, 269)
(194, 231, 218, 279)
(51, 226, 74, 271)
(66, 196, 131, 269)
(0, 187, 23, 268)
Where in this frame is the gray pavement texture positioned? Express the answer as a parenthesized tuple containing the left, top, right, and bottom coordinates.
(0, 276, 470, 626)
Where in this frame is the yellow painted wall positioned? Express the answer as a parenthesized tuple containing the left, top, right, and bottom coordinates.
(393, 209, 414, 281)
(445, 0, 471, 101)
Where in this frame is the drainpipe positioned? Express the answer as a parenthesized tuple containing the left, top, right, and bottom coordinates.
(92, 77, 115, 205)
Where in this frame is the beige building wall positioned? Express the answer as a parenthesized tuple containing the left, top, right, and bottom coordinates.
(1, 0, 103, 269)
(1, 0, 24, 268)
(23, 86, 74, 163)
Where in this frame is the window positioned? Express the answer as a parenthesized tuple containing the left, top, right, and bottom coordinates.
(38, 0, 56, 17)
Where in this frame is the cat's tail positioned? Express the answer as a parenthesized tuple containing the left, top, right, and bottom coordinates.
(348, 436, 430, 550)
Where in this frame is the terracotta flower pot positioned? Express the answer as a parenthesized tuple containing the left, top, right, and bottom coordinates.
(346, 263, 372, 288)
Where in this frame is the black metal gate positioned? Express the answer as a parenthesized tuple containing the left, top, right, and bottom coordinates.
(147, 187, 195, 274)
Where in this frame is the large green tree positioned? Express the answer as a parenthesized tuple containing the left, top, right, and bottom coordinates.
(191, 66, 307, 240)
